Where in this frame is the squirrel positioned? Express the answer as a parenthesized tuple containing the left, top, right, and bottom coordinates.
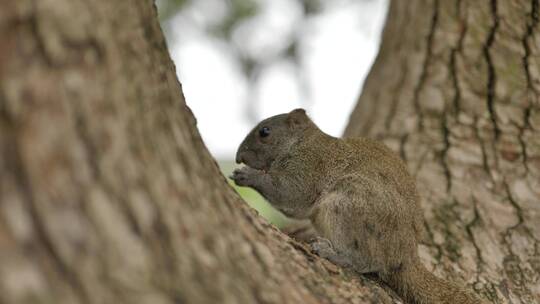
(230, 109, 484, 304)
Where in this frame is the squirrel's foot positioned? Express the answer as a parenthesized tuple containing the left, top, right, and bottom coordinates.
(310, 237, 337, 259)
(310, 237, 352, 268)
(230, 166, 261, 187)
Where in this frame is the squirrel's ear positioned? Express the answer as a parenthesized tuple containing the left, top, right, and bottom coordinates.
(286, 108, 308, 127)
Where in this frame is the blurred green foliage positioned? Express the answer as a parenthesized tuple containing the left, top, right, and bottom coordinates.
(213, 0, 258, 38)
(156, 0, 189, 21)
(157, 0, 323, 24)
(157, 0, 259, 36)
(156, 0, 328, 124)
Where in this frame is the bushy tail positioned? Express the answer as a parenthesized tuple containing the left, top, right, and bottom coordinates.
(383, 260, 483, 304)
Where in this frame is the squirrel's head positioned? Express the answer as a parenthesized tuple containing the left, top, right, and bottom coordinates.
(236, 108, 313, 170)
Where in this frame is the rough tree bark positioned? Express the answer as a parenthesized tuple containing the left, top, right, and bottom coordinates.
(0, 1, 537, 304)
(346, 0, 540, 303)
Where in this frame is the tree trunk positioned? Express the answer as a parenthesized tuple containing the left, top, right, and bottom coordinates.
(345, 0, 540, 303)
(0, 1, 394, 303)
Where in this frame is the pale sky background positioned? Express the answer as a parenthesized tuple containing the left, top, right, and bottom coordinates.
(163, 0, 388, 159)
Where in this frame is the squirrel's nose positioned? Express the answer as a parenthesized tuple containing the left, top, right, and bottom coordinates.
(235, 152, 244, 164)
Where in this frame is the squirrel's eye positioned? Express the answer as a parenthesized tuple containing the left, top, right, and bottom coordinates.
(259, 127, 271, 138)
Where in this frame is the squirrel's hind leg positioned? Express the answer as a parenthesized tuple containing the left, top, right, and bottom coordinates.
(282, 219, 319, 242)
(309, 237, 379, 273)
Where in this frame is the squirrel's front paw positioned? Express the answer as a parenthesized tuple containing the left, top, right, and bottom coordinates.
(309, 237, 336, 259)
(230, 166, 259, 187)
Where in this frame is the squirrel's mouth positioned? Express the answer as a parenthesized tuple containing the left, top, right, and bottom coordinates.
(242, 161, 267, 172)
(235, 151, 271, 172)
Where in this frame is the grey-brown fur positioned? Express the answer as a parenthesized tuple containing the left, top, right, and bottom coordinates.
(231, 109, 484, 304)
